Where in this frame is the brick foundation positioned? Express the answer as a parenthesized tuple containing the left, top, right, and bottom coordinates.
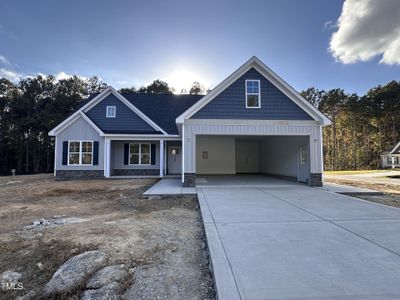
(183, 173, 196, 187)
(309, 173, 322, 187)
(55, 170, 104, 180)
(112, 169, 159, 176)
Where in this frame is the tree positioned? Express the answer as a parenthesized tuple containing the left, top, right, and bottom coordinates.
(119, 87, 136, 93)
(138, 80, 173, 94)
(189, 82, 205, 95)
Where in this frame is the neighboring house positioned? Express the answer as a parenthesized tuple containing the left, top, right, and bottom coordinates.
(49, 56, 331, 187)
(381, 141, 400, 168)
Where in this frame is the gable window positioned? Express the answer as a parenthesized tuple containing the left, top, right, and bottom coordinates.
(129, 143, 151, 165)
(245, 80, 261, 108)
(106, 106, 116, 118)
(68, 141, 93, 165)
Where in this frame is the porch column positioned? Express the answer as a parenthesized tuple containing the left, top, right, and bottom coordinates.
(392, 156, 395, 169)
(159, 140, 164, 177)
(104, 138, 111, 178)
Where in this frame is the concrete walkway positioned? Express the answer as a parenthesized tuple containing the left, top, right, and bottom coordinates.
(198, 178, 400, 299)
(143, 178, 196, 195)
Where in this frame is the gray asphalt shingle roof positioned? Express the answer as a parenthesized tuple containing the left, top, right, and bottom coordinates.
(73, 93, 203, 134)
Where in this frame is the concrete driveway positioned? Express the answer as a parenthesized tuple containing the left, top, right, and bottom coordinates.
(197, 177, 400, 299)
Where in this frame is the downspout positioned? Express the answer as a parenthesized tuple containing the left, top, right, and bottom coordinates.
(182, 123, 185, 183)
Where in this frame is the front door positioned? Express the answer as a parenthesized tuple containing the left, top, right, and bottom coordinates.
(298, 145, 309, 183)
(168, 146, 182, 175)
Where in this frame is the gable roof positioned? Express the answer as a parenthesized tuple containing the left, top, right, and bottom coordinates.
(49, 87, 168, 136)
(390, 141, 400, 154)
(49, 87, 203, 136)
(176, 56, 331, 125)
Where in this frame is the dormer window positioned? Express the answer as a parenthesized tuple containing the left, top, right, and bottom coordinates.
(245, 80, 260, 108)
(106, 106, 116, 118)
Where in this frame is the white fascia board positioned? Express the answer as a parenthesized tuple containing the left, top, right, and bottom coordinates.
(184, 119, 320, 126)
(389, 141, 400, 154)
(49, 86, 168, 136)
(49, 87, 113, 136)
(102, 134, 181, 141)
(176, 57, 256, 124)
(79, 112, 104, 136)
(48, 112, 104, 137)
(176, 56, 331, 126)
(97, 87, 168, 135)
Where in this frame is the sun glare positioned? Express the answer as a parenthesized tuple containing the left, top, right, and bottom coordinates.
(164, 69, 209, 94)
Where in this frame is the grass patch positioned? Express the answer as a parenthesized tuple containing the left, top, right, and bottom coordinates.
(324, 170, 387, 175)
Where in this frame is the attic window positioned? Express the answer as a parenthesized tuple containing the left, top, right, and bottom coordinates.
(245, 80, 260, 108)
(106, 106, 116, 118)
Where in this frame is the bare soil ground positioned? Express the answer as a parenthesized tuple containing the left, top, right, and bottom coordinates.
(0, 174, 214, 299)
(324, 176, 400, 208)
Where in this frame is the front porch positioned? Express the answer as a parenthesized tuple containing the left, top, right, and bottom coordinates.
(103, 138, 182, 178)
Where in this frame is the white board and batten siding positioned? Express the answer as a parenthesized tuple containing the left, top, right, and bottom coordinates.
(182, 120, 323, 175)
(55, 116, 104, 171)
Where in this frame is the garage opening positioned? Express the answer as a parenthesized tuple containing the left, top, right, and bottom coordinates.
(196, 135, 310, 183)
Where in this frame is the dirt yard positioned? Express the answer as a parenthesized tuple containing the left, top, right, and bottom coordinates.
(0, 174, 214, 299)
(324, 171, 400, 208)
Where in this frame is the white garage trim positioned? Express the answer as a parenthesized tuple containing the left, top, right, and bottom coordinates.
(182, 122, 322, 175)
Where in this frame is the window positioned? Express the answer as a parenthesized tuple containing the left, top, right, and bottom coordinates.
(68, 141, 80, 165)
(129, 143, 151, 165)
(300, 146, 307, 165)
(387, 156, 399, 164)
(245, 79, 260, 108)
(106, 106, 116, 118)
(68, 141, 93, 165)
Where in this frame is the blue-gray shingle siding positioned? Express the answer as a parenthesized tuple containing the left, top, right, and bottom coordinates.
(192, 68, 313, 120)
(85, 94, 160, 134)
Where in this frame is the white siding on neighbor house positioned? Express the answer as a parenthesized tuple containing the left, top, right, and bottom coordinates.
(381, 155, 400, 168)
(56, 116, 104, 171)
(259, 136, 309, 178)
(183, 121, 322, 174)
(196, 136, 236, 174)
(112, 141, 160, 170)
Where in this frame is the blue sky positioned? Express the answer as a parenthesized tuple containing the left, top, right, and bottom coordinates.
(0, 0, 399, 94)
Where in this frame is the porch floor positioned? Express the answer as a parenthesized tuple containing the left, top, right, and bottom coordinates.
(143, 178, 197, 196)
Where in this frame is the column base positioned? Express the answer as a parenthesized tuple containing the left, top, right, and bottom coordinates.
(309, 173, 322, 187)
(183, 173, 196, 187)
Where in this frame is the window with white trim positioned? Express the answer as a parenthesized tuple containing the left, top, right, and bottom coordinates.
(106, 106, 116, 118)
(68, 141, 93, 165)
(245, 79, 260, 108)
(129, 143, 151, 165)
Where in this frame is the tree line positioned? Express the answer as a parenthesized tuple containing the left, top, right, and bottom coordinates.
(301, 81, 400, 170)
(0, 76, 204, 175)
(0, 74, 399, 175)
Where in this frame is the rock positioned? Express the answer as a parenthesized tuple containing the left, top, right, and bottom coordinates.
(81, 282, 120, 300)
(128, 268, 135, 275)
(54, 219, 65, 225)
(16, 290, 36, 300)
(86, 264, 128, 289)
(43, 250, 107, 296)
(0, 270, 22, 282)
(37, 262, 44, 271)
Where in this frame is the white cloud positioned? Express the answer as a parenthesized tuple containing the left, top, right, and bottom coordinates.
(55, 71, 73, 81)
(323, 20, 336, 31)
(329, 0, 400, 65)
(0, 55, 10, 66)
(0, 68, 22, 82)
